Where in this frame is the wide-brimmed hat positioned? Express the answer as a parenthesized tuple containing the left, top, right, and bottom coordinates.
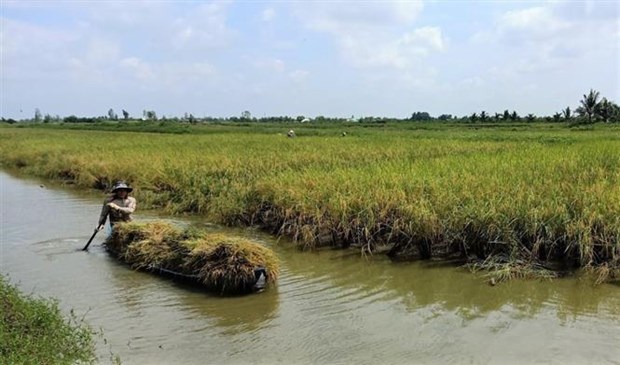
(111, 181, 133, 193)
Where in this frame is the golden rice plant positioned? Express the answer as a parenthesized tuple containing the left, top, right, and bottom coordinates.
(1, 123, 619, 283)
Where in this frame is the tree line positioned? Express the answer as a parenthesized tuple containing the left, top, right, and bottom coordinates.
(3, 89, 618, 125)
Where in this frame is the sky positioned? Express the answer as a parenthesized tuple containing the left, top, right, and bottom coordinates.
(1, 0, 618, 119)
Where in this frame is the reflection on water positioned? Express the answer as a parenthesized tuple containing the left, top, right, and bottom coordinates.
(278, 243, 620, 322)
(103, 253, 281, 336)
(183, 288, 280, 335)
(1, 170, 620, 365)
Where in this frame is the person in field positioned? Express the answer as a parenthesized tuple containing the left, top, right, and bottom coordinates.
(287, 129, 296, 138)
(96, 181, 137, 231)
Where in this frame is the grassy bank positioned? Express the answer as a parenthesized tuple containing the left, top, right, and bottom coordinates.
(0, 275, 96, 364)
(1, 123, 619, 282)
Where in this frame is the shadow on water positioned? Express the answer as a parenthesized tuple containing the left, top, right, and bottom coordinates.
(273, 242, 620, 323)
(181, 287, 280, 335)
(99, 243, 280, 335)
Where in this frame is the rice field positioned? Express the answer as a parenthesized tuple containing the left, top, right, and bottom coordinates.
(1, 122, 619, 282)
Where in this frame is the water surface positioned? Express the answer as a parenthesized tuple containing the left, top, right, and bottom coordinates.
(1, 171, 619, 364)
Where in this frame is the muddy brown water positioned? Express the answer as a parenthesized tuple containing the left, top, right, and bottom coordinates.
(1, 171, 619, 365)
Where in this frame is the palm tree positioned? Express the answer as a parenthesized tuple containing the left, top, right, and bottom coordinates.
(596, 98, 620, 123)
(562, 107, 571, 120)
(480, 111, 488, 122)
(510, 111, 519, 121)
(503, 110, 510, 120)
(525, 113, 536, 123)
(576, 89, 600, 124)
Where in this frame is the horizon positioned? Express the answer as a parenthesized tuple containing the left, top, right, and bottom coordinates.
(2, 0, 618, 120)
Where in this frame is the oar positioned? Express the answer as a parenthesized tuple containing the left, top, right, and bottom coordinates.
(82, 229, 99, 251)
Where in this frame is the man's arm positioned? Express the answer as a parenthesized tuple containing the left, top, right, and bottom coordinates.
(113, 197, 136, 214)
(97, 197, 112, 228)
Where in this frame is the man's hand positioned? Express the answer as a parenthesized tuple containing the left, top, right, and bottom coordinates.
(96, 224, 104, 231)
(107, 202, 120, 210)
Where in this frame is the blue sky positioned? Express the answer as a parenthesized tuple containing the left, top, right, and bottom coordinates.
(1, 0, 618, 119)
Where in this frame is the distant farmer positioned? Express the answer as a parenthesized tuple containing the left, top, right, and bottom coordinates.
(96, 181, 136, 231)
(287, 129, 296, 138)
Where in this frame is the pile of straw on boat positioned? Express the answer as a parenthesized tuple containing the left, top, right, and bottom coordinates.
(105, 221, 279, 295)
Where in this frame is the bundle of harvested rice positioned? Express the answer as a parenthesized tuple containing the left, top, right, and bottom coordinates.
(184, 234, 280, 294)
(105, 222, 279, 295)
(107, 222, 191, 270)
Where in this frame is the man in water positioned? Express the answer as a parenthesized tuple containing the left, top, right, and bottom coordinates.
(96, 181, 137, 231)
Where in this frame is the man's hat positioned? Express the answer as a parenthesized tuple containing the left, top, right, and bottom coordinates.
(111, 181, 133, 193)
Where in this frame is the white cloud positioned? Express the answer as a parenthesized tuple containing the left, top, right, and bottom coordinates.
(1, 18, 81, 82)
(84, 38, 121, 64)
(300, 2, 424, 35)
(475, 1, 617, 58)
(169, 2, 233, 50)
(261, 8, 276, 22)
(120, 57, 154, 80)
(458, 0, 619, 113)
(2, 0, 617, 119)
(118, 58, 217, 88)
(289, 69, 309, 83)
(399, 27, 445, 53)
(254, 58, 286, 72)
(294, 2, 440, 70)
(498, 6, 570, 44)
(336, 26, 444, 69)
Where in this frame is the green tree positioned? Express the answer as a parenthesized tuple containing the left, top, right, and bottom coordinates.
(108, 108, 118, 120)
(480, 111, 488, 122)
(510, 111, 519, 121)
(143, 110, 157, 120)
(595, 98, 620, 123)
(525, 113, 536, 123)
(34, 108, 42, 123)
(562, 107, 571, 120)
(410, 111, 432, 121)
(576, 89, 600, 124)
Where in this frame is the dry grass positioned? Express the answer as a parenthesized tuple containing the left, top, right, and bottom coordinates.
(106, 222, 279, 294)
(185, 234, 280, 294)
(585, 263, 620, 285)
